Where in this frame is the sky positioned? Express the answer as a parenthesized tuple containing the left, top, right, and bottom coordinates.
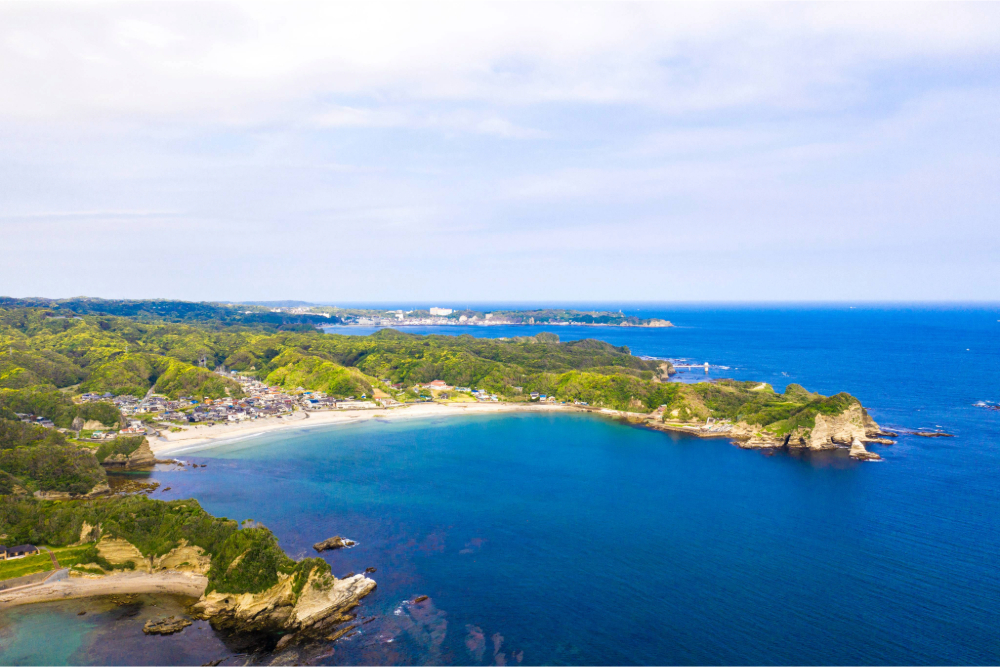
(1, 2, 998, 303)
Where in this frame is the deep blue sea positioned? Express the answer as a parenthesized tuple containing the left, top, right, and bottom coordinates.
(2, 305, 998, 665)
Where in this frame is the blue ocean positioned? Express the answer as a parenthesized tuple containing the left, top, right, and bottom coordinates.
(2, 305, 998, 665)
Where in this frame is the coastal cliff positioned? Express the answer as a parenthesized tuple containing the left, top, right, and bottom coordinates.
(0, 494, 376, 642)
(96, 436, 155, 469)
(736, 402, 868, 449)
(74, 532, 376, 637)
(193, 570, 375, 635)
(648, 380, 892, 460)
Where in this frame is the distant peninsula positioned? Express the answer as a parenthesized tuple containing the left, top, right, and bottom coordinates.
(303, 306, 673, 328)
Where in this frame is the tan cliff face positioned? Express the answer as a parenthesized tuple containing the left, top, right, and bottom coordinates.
(101, 438, 156, 468)
(801, 403, 867, 448)
(97, 537, 150, 572)
(192, 571, 376, 634)
(74, 535, 376, 636)
(735, 403, 868, 450)
(154, 540, 212, 574)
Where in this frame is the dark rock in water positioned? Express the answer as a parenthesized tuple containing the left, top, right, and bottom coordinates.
(364, 567, 377, 574)
(313, 536, 356, 552)
(914, 431, 954, 438)
(143, 615, 193, 635)
(413, 595, 429, 603)
(77, 611, 86, 616)
(344, 572, 355, 578)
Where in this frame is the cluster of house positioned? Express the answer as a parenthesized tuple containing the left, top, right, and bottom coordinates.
(527, 392, 588, 406)
(14, 414, 55, 429)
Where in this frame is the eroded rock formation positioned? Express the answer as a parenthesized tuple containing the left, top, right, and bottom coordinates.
(192, 570, 376, 635)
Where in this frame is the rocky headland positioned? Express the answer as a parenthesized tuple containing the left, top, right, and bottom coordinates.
(732, 403, 891, 460)
(605, 381, 898, 461)
(97, 436, 156, 469)
(193, 570, 375, 637)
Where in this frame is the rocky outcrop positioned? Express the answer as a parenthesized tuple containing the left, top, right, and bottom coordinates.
(314, 536, 356, 552)
(77, 522, 101, 545)
(33, 482, 110, 501)
(97, 537, 150, 572)
(849, 438, 881, 461)
(736, 404, 886, 451)
(101, 438, 155, 469)
(192, 571, 375, 636)
(143, 616, 193, 635)
(153, 540, 211, 575)
(863, 410, 897, 440)
(803, 404, 867, 448)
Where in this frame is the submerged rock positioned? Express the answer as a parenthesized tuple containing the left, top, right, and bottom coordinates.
(913, 431, 954, 438)
(313, 536, 356, 552)
(143, 616, 193, 635)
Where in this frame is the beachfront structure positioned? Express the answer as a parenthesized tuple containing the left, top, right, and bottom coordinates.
(429, 307, 453, 316)
(423, 380, 453, 391)
(0, 545, 39, 560)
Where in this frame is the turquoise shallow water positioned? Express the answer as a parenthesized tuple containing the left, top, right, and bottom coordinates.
(2, 305, 998, 665)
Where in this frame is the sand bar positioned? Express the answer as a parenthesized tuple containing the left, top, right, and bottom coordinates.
(0, 570, 207, 608)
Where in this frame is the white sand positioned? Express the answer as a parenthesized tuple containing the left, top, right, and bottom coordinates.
(0, 570, 207, 608)
(151, 402, 577, 456)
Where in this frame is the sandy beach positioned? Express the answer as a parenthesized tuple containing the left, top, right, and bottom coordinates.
(151, 401, 577, 455)
(0, 570, 207, 608)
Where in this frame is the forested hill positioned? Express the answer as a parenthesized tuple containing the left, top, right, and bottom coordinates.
(0, 302, 678, 412)
(0, 300, 873, 448)
(0, 297, 337, 329)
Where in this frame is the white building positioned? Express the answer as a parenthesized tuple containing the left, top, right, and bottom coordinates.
(429, 307, 453, 316)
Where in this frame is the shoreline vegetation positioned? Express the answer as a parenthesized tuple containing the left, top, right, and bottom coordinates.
(0, 295, 895, 649)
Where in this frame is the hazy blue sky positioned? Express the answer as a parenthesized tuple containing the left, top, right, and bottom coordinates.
(2, 2, 998, 302)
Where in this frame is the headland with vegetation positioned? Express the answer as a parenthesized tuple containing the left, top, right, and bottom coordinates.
(0, 296, 894, 647)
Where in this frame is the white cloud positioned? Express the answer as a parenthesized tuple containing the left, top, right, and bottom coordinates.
(1, 2, 999, 300)
(1, 3, 998, 127)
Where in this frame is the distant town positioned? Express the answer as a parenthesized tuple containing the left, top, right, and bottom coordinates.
(252, 304, 674, 328)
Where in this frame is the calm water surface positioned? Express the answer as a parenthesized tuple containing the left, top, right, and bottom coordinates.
(2, 305, 998, 665)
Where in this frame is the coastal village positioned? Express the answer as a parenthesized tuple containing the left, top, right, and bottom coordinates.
(13, 370, 533, 441)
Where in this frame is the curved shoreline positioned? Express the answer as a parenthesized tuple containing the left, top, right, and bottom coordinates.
(0, 570, 207, 608)
(151, 402, 578, 456)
